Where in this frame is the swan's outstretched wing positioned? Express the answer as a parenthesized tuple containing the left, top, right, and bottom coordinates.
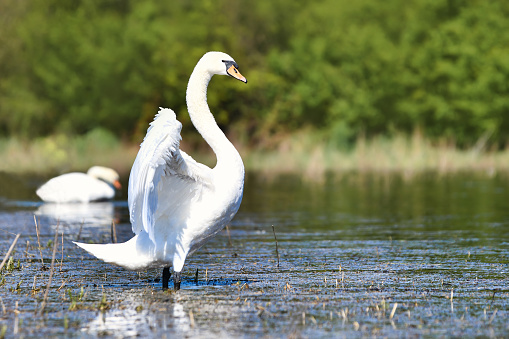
(128, 108, 212, 241)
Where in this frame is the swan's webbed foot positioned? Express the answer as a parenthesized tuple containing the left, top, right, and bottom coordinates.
(162, 267, 171, 289)
(173, 271, 181, 291)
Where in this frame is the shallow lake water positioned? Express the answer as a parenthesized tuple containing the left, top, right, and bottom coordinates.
(0, 171, 508, 337)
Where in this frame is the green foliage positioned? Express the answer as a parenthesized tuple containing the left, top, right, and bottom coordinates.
(5, 257, 14, 272)
(98, 292, 111, 312)
(0, 324, 6, 339)
(68, 287, 85, 311)
(0, 0, 508, 147)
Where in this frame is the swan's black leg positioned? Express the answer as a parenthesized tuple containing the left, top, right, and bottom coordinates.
(173, 271, 181, 291)
(162, 267, 171, 289)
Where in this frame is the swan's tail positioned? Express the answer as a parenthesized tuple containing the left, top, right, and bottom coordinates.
(73, 234, 159, 271)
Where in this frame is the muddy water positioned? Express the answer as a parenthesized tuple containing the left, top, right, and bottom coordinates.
(0, 171, 508, 337)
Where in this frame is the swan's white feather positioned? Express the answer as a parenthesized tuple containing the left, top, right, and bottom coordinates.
(73, 232, 161, 270)
(75, 52, 246, 276)
(128, 108, 213, 241)
(36, 173, 115, 203)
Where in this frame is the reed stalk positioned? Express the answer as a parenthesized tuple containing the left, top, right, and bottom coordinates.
(0, 234, 20, 271)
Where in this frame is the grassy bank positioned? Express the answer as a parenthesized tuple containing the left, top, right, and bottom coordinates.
(1, 131, 508, 179)
(0, 129, 139, 178)
(243, 131, 509, 179)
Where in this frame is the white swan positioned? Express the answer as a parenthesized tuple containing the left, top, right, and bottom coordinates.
(74, 51, 247, 290)
(36, 166, 121, 203)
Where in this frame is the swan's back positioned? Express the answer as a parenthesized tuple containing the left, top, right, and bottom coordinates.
(37, 173, 115, 203)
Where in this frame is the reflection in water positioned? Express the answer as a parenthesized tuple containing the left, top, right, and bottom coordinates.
(171, 303, 192, 332)
(35, 202, 118, 231)
(83, 297, 191, 337)
(84, 308, 150, 337)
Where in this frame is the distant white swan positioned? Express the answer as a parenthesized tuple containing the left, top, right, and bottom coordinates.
(74, 51, 247, 290)
(36, 166, 121, 203)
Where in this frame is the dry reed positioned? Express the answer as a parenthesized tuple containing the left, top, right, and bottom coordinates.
(0, 234, 20, 271)
(33, 216, 44, 267)
(271, 226, 280, 269)
(39, 223, 60, 315)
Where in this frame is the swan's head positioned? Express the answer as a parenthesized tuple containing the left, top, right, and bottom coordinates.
(200, 51, 247, 83)
(87, 166, 122, 190)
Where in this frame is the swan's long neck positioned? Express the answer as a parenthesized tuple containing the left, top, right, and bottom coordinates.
(186, 65, 242, 170)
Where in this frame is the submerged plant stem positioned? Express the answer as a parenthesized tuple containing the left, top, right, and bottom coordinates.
(111, 221, 117, 244)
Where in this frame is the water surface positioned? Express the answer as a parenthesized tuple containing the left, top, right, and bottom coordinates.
(0, 171, 508, 337)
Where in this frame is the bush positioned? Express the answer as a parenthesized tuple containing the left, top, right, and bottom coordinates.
(0, 0, 508, 147)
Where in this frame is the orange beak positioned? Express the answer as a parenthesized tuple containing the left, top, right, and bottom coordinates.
(226, 64, 247, 83)
(113, 180, 122, 190)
